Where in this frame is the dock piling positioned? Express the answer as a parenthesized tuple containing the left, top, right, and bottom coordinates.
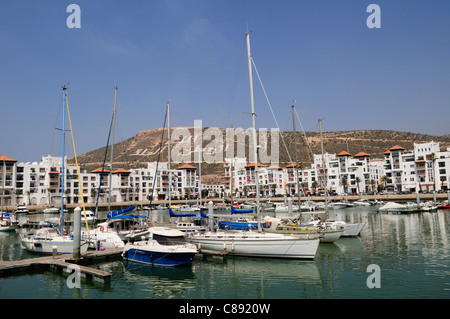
(73, 207, 81, 262)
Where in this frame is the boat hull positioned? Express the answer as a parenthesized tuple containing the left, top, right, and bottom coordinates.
(0, 225, 18, 231)
(122, 241, 196, 267)
(340, 223, 366, 237)
(21, 238, 89, 254)
(189, 232, 320, 259)
(267, 226, 343, 243)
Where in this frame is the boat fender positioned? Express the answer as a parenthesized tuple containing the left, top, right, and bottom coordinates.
(100, 226, 104, 232)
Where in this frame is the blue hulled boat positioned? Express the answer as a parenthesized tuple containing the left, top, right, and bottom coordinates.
(122, 227, 198, 267)
(107, 205, 136, 219)
(219, 218, 267, 230)
(230, 206, 253, 214)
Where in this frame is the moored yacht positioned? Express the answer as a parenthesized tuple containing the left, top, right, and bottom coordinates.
(21, 227, 89, 254)
(122, 227, 197, 267)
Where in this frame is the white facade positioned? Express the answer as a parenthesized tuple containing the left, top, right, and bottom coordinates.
(2, 140, 449, 207)
(383, 141, 450, 192)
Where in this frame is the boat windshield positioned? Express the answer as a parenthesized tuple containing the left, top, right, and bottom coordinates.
(153, 234, 187, 246)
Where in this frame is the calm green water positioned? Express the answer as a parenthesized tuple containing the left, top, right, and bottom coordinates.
(0, 207, 449, 300)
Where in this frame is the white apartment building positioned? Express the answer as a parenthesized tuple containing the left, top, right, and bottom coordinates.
(3, 155, 203, 207)
(383, 141, 450, 192)
(2, 140, 448, 207)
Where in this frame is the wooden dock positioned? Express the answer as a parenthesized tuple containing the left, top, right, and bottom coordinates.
(0, 248, 123, 284)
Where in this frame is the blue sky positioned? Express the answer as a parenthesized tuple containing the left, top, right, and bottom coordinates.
(1, 0, 449, 163)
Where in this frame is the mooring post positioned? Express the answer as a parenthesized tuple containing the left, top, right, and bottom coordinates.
(288, 197, 293, 217)
(73, 207, 81, 262)
(208, 201, 214, 231)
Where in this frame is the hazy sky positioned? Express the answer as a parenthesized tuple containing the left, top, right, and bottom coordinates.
(1, 0, 449, 163)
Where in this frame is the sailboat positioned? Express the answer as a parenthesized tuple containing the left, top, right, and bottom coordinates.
(302, 119, 366, 237)
(80, 87, 126, 248)
(188, 32, 320, 259)
(122, 101, 198, 266)
(21, 86, 89, 254)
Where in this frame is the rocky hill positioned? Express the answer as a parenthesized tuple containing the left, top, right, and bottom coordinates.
(69, 128, 450, 184)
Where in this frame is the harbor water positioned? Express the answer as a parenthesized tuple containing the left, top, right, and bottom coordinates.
(0, 206, 449, 300)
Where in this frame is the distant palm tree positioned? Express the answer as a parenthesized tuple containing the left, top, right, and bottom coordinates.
(271, 184, 277, 196)
(381, 175, 389, 190)
(340, 177, 348, 194)
(429, 153, 437, 191)
(370, 179, 376, 193)
(312, 181, 319, 194)
(91, 188, 97, 204)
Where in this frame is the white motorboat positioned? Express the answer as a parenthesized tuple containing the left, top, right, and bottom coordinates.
(179, 205, 201, 213)
(419, 201, 438, 211)
(42, 206, 61, 214)
(327, 202, 348, 209)
(300, 202, 319, 212)
(377, 202, 419, 213)
(274, 203, 299, 213)
(81, 227, 124, 250)
(96, 216, 152, 242)
(80, 210, 95, 222)
(21, 227, 89, 254)
(122, 227, 198, 267)
(175, 221, 207, 236)
(353, 199, 372, 206)
(15, 205, 29, 214)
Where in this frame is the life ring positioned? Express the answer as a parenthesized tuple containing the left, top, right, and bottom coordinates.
(100, 226, 104, 232)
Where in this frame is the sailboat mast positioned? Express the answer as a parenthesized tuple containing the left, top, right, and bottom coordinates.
(167, 101, 171, 209)
(230, 124, 233, 205)
(109, 86, 117, 212)
(246, 32, 261, 231)
(292, 105, 301, 209)
(319, 119, 329, 218)
(61, 86, 67, 234)
(199, 144, 202, 206)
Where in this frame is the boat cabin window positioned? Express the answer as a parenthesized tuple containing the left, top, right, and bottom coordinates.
(153, 234, 187, 245)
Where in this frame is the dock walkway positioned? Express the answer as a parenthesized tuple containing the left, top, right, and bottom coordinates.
(0, 248, 123, 284)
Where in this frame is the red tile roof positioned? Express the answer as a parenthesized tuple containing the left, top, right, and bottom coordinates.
(0, 155, 17, 162)
(244, 162, 268, 168)
(176, 163, 197, 170)
(389, 145, 405, 151)
(113, 169, 131, 174)
(354, 152, 371, 157)
(90, 168, 110, 173)
(337, 151, 352, 156)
